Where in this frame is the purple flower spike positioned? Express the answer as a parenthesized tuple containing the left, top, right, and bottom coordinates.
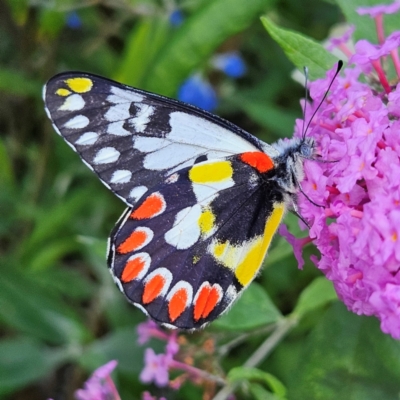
(285, 9, 400, 339)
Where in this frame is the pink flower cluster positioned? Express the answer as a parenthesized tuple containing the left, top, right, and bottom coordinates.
(281, 1, 400, 339)
(74, 360, 120, 400)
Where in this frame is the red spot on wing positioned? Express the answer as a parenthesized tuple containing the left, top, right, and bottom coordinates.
(121, 255, 146, 282)
(168, 288, 188, 322)
(193, 283, 222, 321)
(131, 192, 165, 220)
(118, 230, 147, 254)
(142, 274, 165, 304)
(240, 152, 274, 173)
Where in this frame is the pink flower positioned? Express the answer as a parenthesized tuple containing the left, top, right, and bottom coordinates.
(357, 0, 400, 17)
(75, 360, 120, 400)
(140, 348, 170, 387)
(283, 8, 400, 339)
(278, 225, 312, 270)
(142, 391, 167, 400)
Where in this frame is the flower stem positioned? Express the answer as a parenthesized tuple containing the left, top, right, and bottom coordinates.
(212, 317, 297, 400)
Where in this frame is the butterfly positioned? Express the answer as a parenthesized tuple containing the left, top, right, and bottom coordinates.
(43, 72, 315, 330)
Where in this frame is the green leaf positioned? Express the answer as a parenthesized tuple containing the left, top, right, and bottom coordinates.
(261, 16, 338, 80)
(20, 189, 93, 261)
(0, 337, 64, 396)
(292, 277, 337, 318)
(233, 97, 300, 139)
(114, 18, 171, 87)
(0, 139, 15, 189)
(290, 302, 400, 400)
(249, 383, 282, 400)
(0, 68, 41, 97)
(228, 367, 287, 397)
(144, 0, 276, 96)
(80, 326, 163, 374)
(0, 267, 90, 345)
(214, 283, 282, 331)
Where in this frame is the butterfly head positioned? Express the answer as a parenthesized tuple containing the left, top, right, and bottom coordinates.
(271, 136, 315, 195)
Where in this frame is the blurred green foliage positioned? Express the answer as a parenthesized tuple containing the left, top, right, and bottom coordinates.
(1, 0, 400, 399)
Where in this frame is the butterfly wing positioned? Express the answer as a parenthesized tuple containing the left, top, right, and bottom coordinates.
(43, 72, 277, 206)
(108, 156, 286, 329)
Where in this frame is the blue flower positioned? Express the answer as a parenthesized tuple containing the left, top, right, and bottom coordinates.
(212, 52, 246, 78)
(169, 9, 184, 26)
(177, 75, 218, 112)
(66, 11, 82, 29)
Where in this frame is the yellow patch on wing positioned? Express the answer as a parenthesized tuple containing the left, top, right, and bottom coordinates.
(198, 209, 215, 235)
(209, 203, 285, 287)
(189, 161, 233, 184)
(65, 77, 93, 93)
(235, 203, 285, 286)
(56, 88, 71, 96)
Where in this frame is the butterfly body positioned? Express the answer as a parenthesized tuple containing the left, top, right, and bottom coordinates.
(44, 72, 314, 329)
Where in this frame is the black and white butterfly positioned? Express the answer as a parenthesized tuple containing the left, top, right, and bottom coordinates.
(43, 72, 316, 330)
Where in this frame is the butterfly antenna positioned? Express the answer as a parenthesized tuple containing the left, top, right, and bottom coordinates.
(302, 60, 343, 139)
(301, 66, 309, 141)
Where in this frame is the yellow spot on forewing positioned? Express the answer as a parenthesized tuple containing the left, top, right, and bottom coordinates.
(214, 242, 227, 258)
(235, 203, 285, 286)
(56, 88, 71, 96)
(212, 241, 243, 270)
(198, 209, 215, 234)
(65, 77, 93, 93)
(189, 161, 233, 184)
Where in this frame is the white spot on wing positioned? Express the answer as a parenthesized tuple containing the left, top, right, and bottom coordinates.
(59, 94, 85, 111)
(107, 121, 131, 136)
(130, 104, 154, 133)
(93, 147, 120, 164)
(133, 136, 168, 152)
(129, 186, 148, 202)
(192, 178, 234, 205)
(105, 103, 131, 122)
(107, 86, 143, 104)
(64, 115, 89, 129)
(75, 131, 99, 145)
(165, 205, 202, 250)
(132, 111, 258, 173)
(169, 112, 256, 153)
(110, 169, 132, 184)
(143, 143, 202, 172)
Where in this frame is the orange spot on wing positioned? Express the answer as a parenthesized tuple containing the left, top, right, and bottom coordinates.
(168, 288, 188, 322)
(121, 256, 145, 282)
(142, 275, 165, 304)
(130, 193, 165, 220)
(194, 284, 222, 321)
(240, 152, 274, 173)
(118, 230, 147, 254)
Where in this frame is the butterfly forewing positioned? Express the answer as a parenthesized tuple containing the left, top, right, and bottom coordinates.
(44, 72, 269, 206)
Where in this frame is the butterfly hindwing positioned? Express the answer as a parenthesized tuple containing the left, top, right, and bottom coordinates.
(43, 72, 275, 206)
(108, 156, 286, 329)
